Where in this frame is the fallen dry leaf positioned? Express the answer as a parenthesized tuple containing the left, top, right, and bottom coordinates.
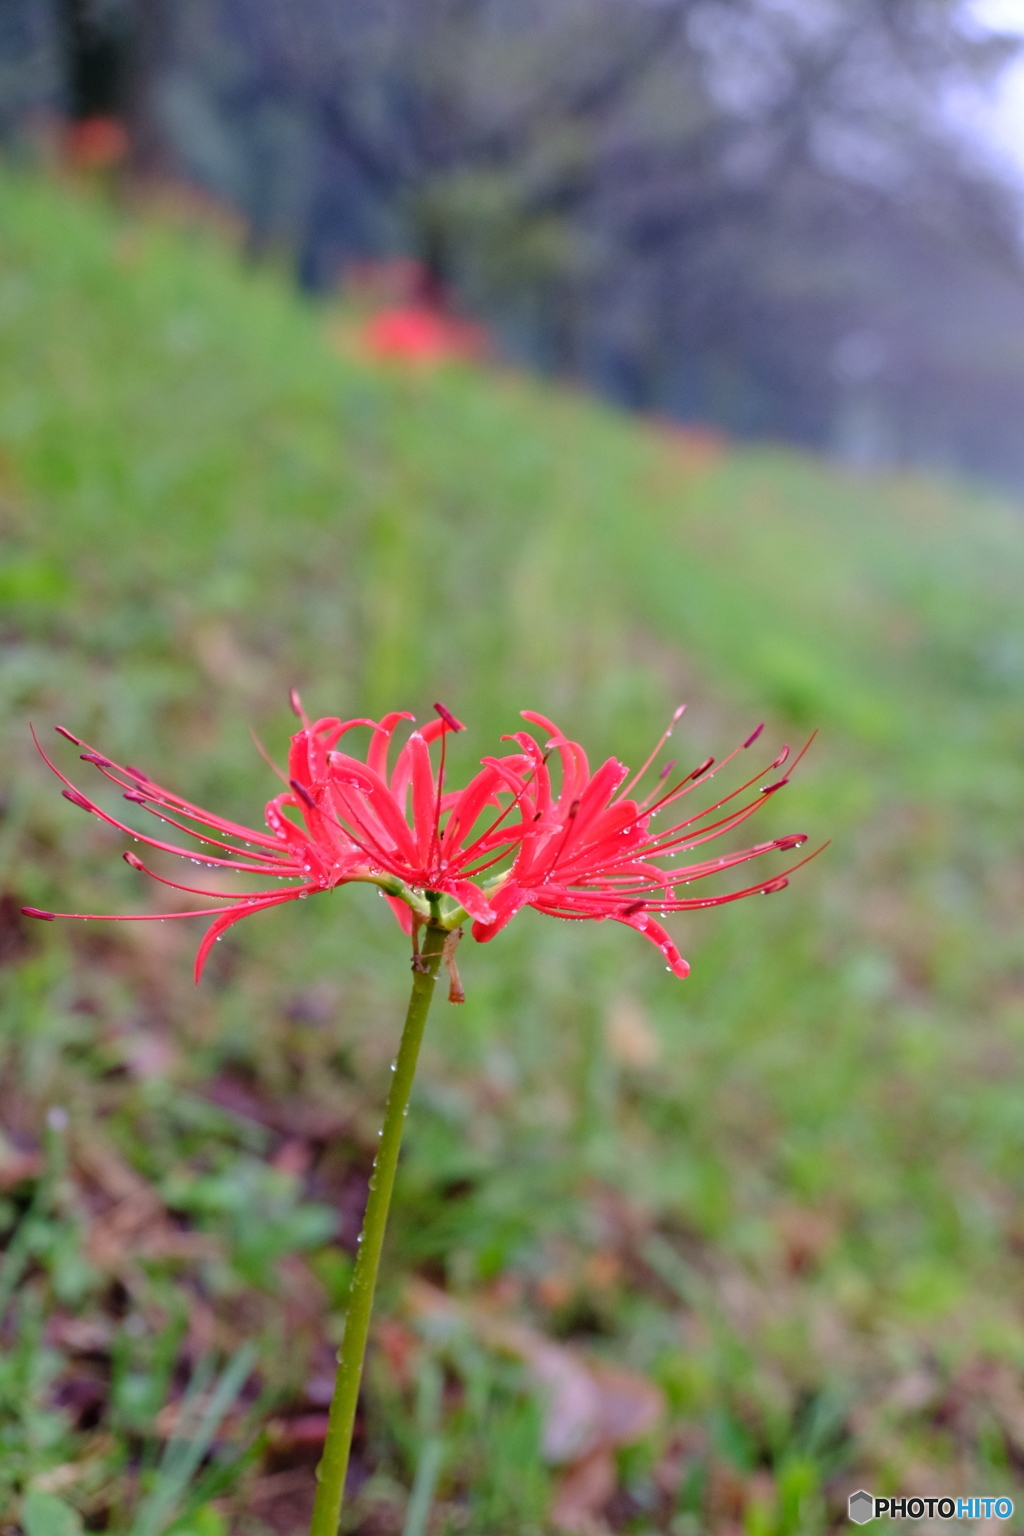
(267, 1413, 332, 1449)
(550, 1446, 617, 1535)
(774, 1204, 837, 1275)
(0, 1145, 43, 1189)
(404, 1279, 663, 1531)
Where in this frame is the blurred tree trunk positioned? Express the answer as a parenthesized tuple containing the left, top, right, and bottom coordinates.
(55, 0, 126, 119)
(54, 0, 172, 174)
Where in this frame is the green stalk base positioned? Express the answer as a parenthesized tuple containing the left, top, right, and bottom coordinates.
(309, 924, 446, 1536)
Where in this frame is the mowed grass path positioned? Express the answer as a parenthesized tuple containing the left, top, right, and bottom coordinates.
(2, 172, 1024, 1533)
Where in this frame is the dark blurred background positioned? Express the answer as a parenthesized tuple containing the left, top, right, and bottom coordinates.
(5, 0, 1024, 484)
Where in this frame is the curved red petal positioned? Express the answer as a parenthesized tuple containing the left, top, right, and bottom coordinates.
(367, 711, 416, 780)
(193, 888, 310, 983)
(385, 893, 415, 934)
(470, 880, 528, 944)
(614, 910, 690, 977)
(448, 878, 495, 925)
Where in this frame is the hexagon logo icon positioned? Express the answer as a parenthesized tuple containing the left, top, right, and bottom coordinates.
(848, 1490, 874, 1524)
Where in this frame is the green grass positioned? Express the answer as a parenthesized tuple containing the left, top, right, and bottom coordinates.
(2, 168, 1024, 1534)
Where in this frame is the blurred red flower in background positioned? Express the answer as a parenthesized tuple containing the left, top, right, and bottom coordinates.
(360, 307, 486, 365)
(65, 116, 129, 170)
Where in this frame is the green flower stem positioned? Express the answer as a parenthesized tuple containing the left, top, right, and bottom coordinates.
(309, 922, 448, 1536)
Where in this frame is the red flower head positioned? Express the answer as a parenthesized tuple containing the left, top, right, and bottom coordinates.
(469, 709, 820, 977)
(23, 699, 818, 987)
(22, 698, 531, 982)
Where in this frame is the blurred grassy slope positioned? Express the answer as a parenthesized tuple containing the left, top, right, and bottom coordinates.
(3, 171, 1024, 1531)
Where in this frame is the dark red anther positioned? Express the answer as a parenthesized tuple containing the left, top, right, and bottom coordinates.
(770, 746, 790, 770)
(62, 788, 92, 811)
(22, 906, 56, 921)
(763, 876, 789, 893)
(776, 834, 806, 850)
(568, 799, 580, 819)
(80, 752, 113, 768)
(290, 778, 318, 811)
(289, 688, 304, 718)
(433, 702, 465, 732)
(621, 900, 646, 916)
(123, 851, 145, 870)
(54, 726, 82, 744)
(123, 789, 147, 804)
(759, 777, 790, 795)
(688, 756, 714, 780)
(743, 723, 764, 749)
(658, 758, 677, 781)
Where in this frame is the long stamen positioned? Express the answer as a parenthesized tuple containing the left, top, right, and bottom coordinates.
(23, 901, 259, 924)
(69, 740, 287, 855)
(613, 786, 789, 865)
(290, 778, 319, 812)
(324, 782, 427, 883)
(535, 842, 824, 918)
(453, 761, 543, 867)
(617, 704, 686, 799)
(117, 799, 299, 872)
(638, 758, 676, 809)
(428, 703, 467, 875)
(33, 730, 298, 876)
(327, 803, 406, 877)
(121, 849, 314, 902)
(638, 842, 827, 910)
(540, 798, 580, 879)
(611, 742, 791, 849)
(458, 829, 536, 879)
(250, 727, 290, 786)
(430, 726, 448, 874)
(648, 731, 810, 839)
(554, 834, 808, 897)
(644, 738, 772, 821)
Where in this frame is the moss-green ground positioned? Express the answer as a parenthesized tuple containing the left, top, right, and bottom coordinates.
(2, 171, 1024, 1534)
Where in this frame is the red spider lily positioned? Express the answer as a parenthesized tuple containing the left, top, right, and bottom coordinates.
(22, 699, 531, 982)
(469, 709, 820, 976)
(66, 115, 129, 170)
(360, 306, 485, 365)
